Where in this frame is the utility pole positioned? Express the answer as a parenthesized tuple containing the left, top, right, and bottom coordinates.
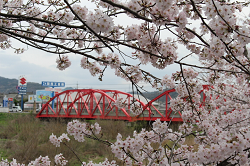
(33, 95, 36, 113)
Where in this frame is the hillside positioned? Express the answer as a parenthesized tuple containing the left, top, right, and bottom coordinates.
(0, 76, 44, 94)
(142, 90, 178, 103)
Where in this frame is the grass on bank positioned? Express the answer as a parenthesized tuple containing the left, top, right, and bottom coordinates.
(0, 113, 194, 165)
(0, 113, 148, 165)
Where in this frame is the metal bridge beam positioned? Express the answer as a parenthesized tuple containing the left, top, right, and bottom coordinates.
(36, 86, 209, 121)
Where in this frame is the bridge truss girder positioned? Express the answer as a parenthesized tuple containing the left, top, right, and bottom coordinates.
(36, 87, 208, 121)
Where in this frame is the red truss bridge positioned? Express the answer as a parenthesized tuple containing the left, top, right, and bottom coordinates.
(36, 86, 208, 122)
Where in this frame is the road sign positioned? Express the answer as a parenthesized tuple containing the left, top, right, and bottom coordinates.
(18, 76, 27, 86)
(18, 89, 27, 92)
(8, 98, 13, 101)
(18, 92, 27, 95)
(42, 81, 65, 87)
(18, 86, 27, 90)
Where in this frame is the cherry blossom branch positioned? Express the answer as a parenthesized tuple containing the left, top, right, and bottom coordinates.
(0, 13, 87, 30)
(190, 0, 250, 75)
(63, 0, 114, 52)
(175, 61, 245, 74)
(0, 27, 109, 63)
(0, 159, 11, 166)
(118, 66, 146, 94)
(211, 0, 250, 39)
(164, 25, 188, 44)
(100, 0, 153, 22)
(62, 142, 83, 164)
(180, 64, 202, 122)
(121, 147, 139, 163)
(222, 117, 250, 130)
(189, 0, 217, 37)
(165, 23, 210, 47)
(168, 135, 183, 164)
(100, 35, 168, 60)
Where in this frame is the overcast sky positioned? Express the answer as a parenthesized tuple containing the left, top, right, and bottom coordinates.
(0, 43, 185, 92)
(0, 3, 201, 93)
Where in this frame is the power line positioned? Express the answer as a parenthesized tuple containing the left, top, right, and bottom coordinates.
(66, 83, 153, 86)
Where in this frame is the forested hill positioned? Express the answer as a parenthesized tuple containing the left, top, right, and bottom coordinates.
(0, 76, 43, 94)
(142, 90, 178, 102)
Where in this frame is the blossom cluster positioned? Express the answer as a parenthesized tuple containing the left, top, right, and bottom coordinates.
(161, 74, 175, 89)
(56, 55, 71, 71)
(81, 158, 117, 166)
(66, 120, 101, 142)
(109, 119, 185, 165)
(86, 9, 114, 33)
(1, 155, 67, 166)
(49, 133, 70, 147)
(114, 97, 144, 116)
(28, 156, 51, 166)
(54, 153, 68, 166)
(114, 97, 127, 109)
(98, 53, 121, 69)
(80, 57, 102, 77)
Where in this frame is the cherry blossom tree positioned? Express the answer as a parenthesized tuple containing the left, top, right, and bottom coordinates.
(1, 0, 250, 165)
